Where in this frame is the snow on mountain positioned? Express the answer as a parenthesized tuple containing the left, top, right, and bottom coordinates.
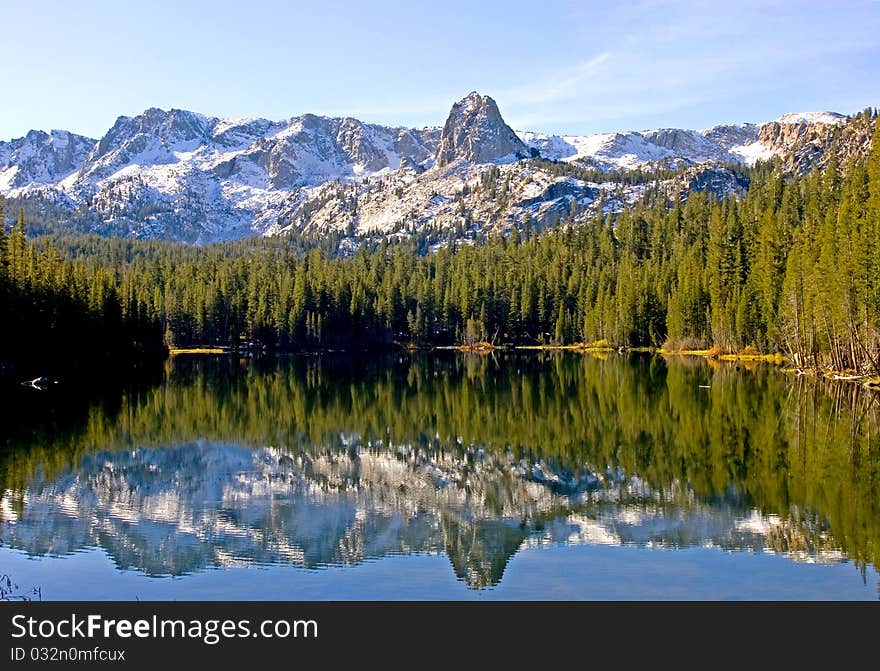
(0, 129, 95, 191)
(775, 111, 846, 125)
(518, 130, 675, 169)
(518, 111, 847, 171)
(80, 108, 217, 186)
(0, 93, 859, 243)
(0, 107, 441, 242)
(213, 114, 438, 190)
(267, 158, 606, 240)
(728, 140, 775, 165)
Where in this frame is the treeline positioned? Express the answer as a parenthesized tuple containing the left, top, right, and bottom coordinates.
(0, 202, 166, 377)
(4, 111, 879, 374)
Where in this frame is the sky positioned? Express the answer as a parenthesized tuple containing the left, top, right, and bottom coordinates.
(3, 0, 879, 140)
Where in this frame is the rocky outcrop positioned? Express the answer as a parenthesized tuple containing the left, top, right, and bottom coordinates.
(669, 165, 750, 202)
(756, 112, 853, 174)
(435, 91, 530, 167)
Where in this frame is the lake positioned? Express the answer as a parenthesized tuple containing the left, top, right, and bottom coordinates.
(1, 352, 878, 600)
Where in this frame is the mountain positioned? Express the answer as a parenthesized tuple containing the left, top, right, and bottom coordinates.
(0, 129, 95, 191)
(435, 91, 531, 166)
(516, 112, 851, 171)
(0, 93, 870, 244)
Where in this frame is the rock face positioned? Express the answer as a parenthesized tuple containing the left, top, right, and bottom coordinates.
(757, 115, 840, 159)
(758, 112, 845, 151)
(435, 92, 530, 167)
(756, 111, 873, 174)
(700, 123, 760, 151)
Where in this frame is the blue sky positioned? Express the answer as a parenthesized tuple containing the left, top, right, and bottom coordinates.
(3, 0, 878, 140)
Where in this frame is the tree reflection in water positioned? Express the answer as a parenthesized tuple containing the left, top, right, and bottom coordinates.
(0, 352, 877, 589)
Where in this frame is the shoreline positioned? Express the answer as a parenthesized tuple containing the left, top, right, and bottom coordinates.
(162, 343, 879, 390)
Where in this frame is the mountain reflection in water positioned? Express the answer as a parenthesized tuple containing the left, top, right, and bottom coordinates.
(1, 353, 877, 592)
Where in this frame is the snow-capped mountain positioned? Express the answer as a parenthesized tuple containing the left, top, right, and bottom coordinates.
(517, 111, 849, 171)
(45, 107, 441, 240)
(73, 107, 439, 189)
(0, 129, 95, 192)
(518, 127, 738, 170)
(0, 94, 864, 244)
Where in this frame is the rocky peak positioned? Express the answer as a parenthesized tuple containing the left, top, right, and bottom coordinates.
(94, 108, 215, 158)
(0, 129, 96, 191)
(78, 108, 219, 185)
(757, 111, 862, 174)
(335, 117, 387, 172)
(435, 92, 529, 167)
(757, 112, 845, 155)
(211, 113, 439, 191)
(642, 128, 702, 152)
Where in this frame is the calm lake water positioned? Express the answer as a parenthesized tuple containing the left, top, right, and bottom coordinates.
(1, 352, 878, 600)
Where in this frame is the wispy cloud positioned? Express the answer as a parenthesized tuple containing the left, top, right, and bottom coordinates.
(499, 0, 880, 134)
(499, 52, 612, 106)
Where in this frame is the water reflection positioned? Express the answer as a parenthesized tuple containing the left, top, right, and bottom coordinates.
(0, 353, 878, 591)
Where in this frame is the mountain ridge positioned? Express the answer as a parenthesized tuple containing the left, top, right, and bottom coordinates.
(0, 93, 869, 244)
